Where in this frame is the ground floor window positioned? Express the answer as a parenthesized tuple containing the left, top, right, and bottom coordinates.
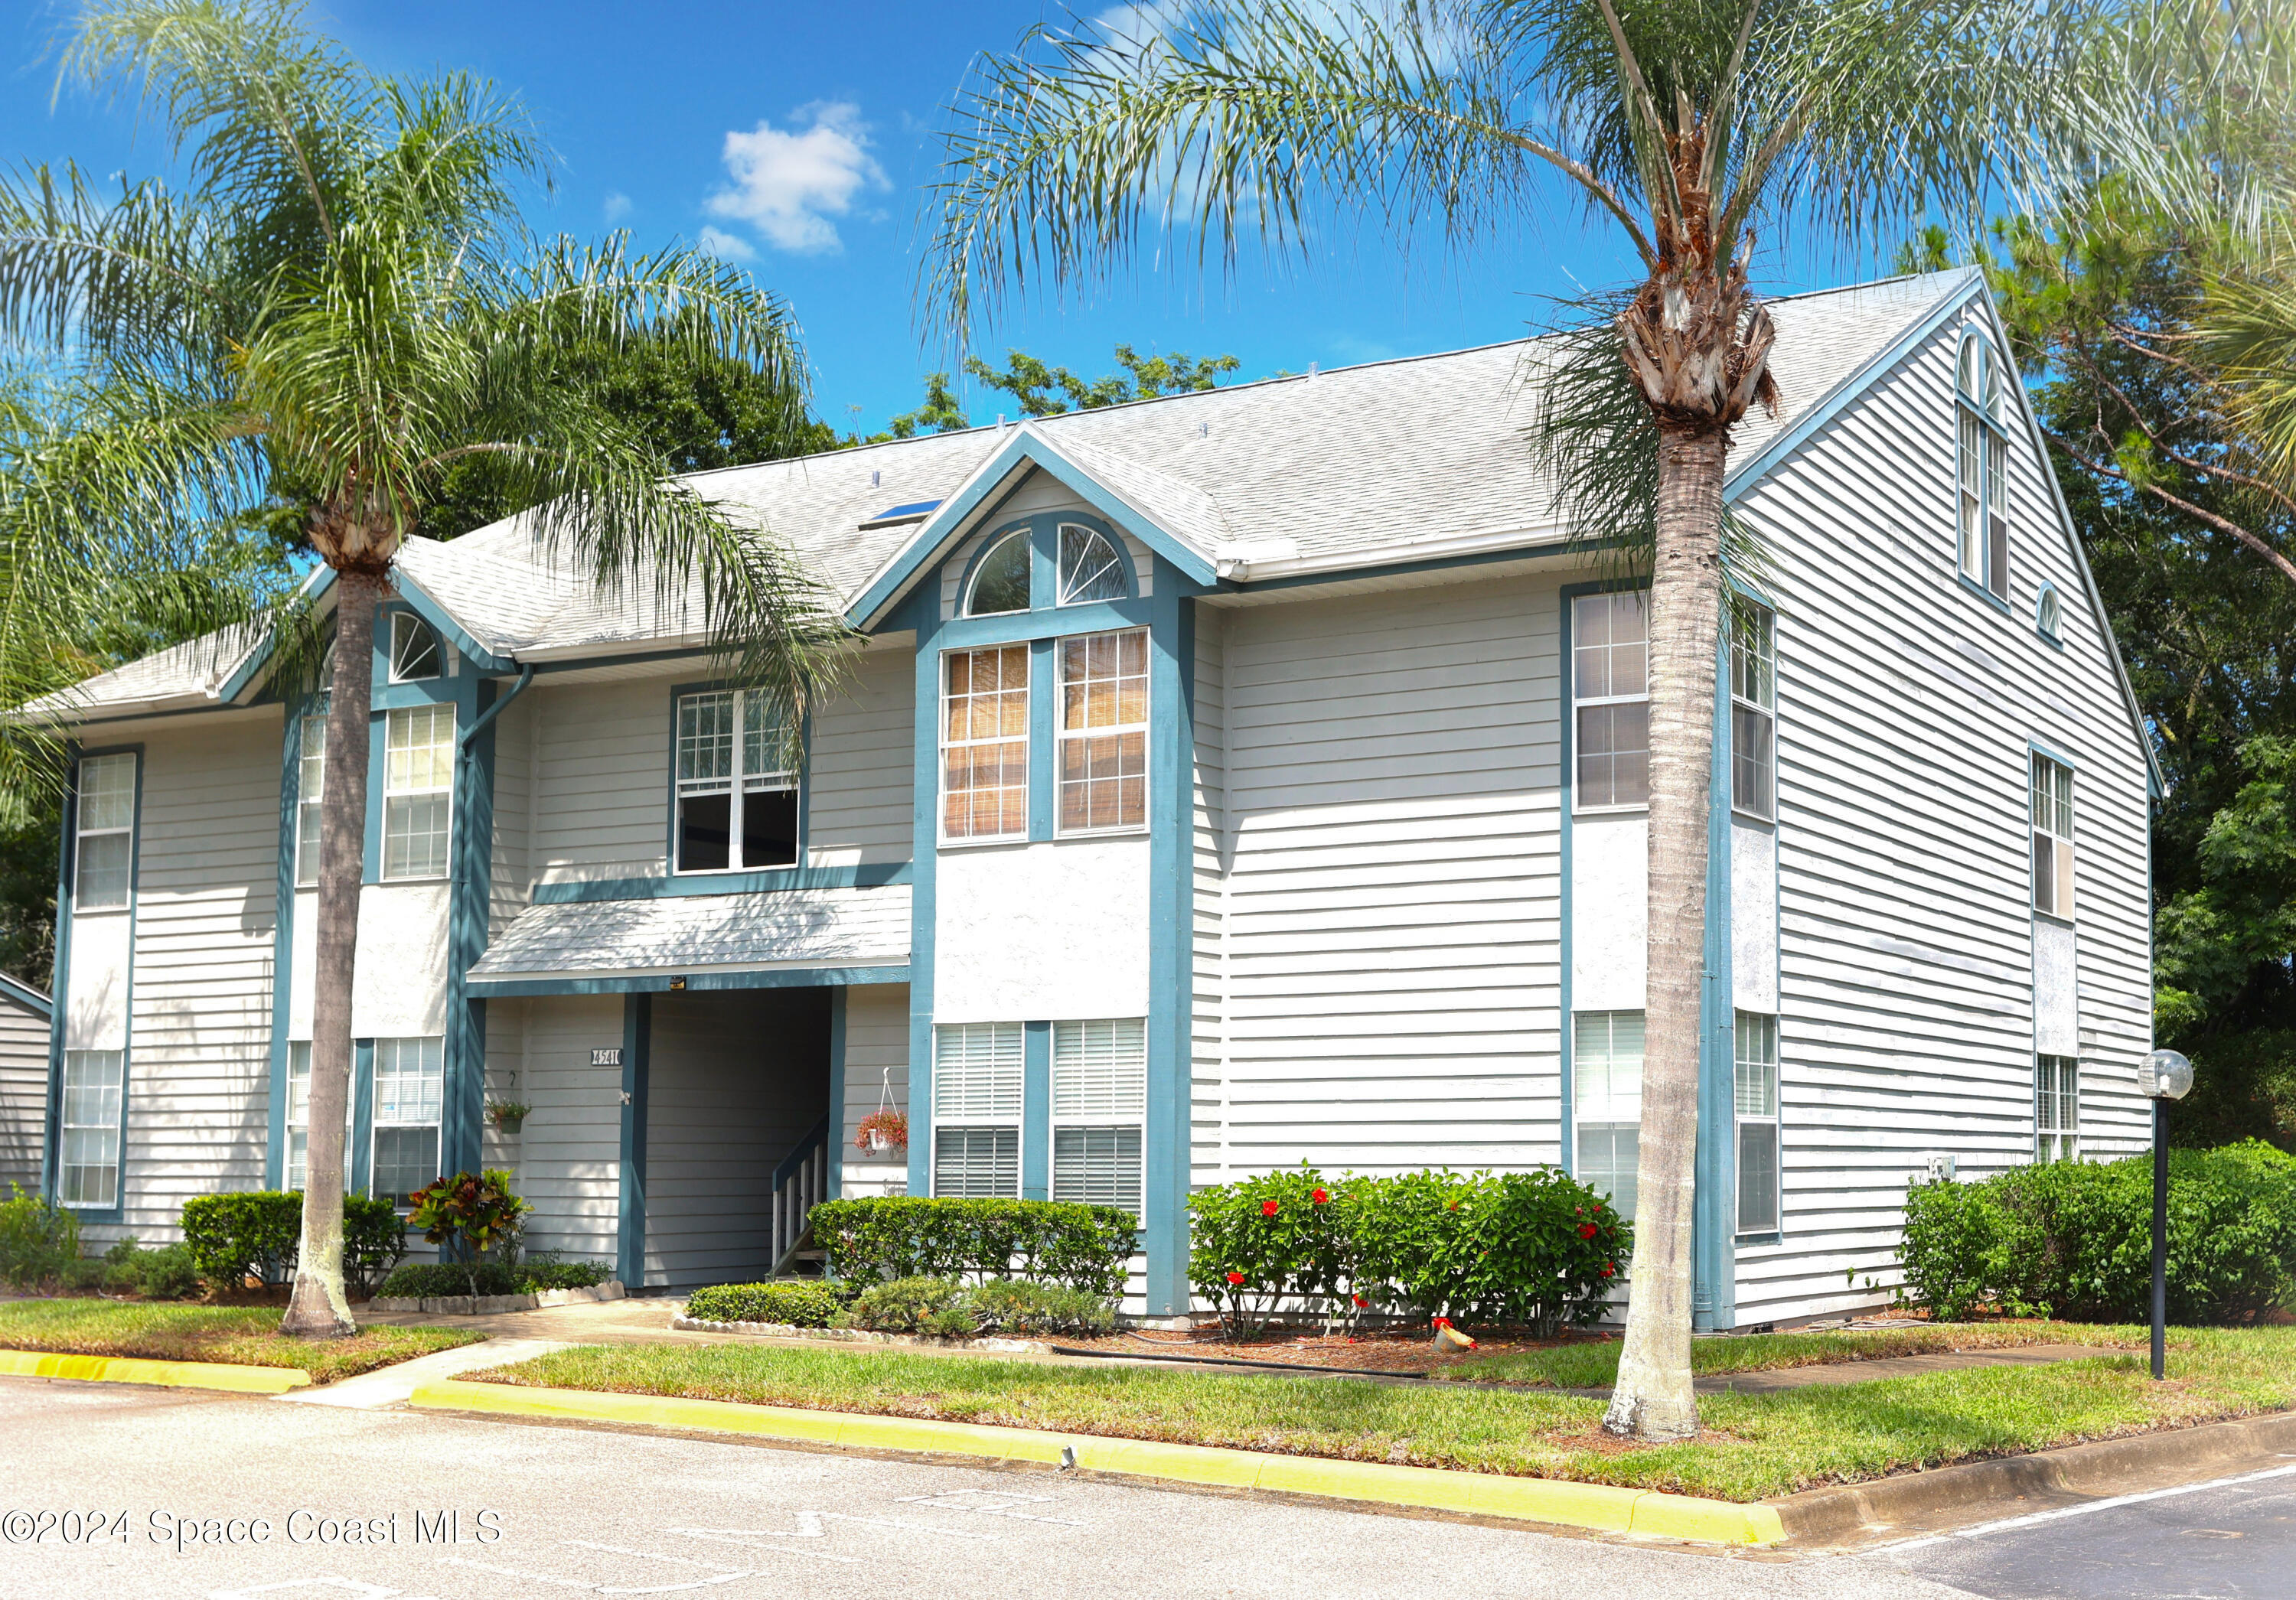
(933, 1022, 1022, 1198)
(1735, 1012, 1781, 1234)
(372, 1037, 444, 1204)
(1573, 1011, 1642, 1220)
(2036, 1054, 2079, 1162)
(1052, 1018, 1146, 1214)
(60, 1049, 124, 1208)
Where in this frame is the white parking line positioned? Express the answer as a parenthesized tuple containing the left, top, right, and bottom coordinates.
(1883, 1461, 2296, 1551)
(896, 1488, 1091, 1527)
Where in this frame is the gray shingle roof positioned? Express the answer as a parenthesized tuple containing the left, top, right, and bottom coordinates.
(468, 886, 911, 982)
(36, 270, 1974, 716)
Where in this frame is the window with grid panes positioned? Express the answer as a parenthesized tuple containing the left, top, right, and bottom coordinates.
(383, 704, 453, 878)
(1574, 1011, 1642, 1220)
(1730, 603, 1776, 820)
(1058, 629, 1148, 833)
(295, 707, 327, 887)
(1734, 1012, 1780, 1233)
(1052, 1018, 1145, 1214)
(1957, 334, 2011, 599)
(73, 753, 136, 908)
(673, 690, 800, 872)
(1572, 592, 1649, 809)
(941, 647, 1029, 839)
(933, 1022, 1022, 1196)
(60, 1049, 123, 1208)
(284, 1041, 353, 1192)
(2030, 752, 2075, 918)
(2036, 1055, 2079, 1162)
(370, 1037, 443, 1204)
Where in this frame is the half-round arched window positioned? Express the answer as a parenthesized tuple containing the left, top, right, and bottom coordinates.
(1955, 330, 2010, 601)
(390, 611, 442, 682)
(1057, 524, 1127, 604)
(2036, 582, 2062, 641)
(964, 529, 1031, 616)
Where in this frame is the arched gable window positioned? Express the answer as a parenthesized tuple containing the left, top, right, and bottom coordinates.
(2036, 582, 2062, 641)
(390, 612, 442, 682)
(964, 530, 1031, 616)
(1057, 524, 1128, 604)
(1955, 331, 2010, 601)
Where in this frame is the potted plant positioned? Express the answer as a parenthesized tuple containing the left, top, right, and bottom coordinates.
(487, 1099, 530, 1137)
(855, 1109, 907, 1154)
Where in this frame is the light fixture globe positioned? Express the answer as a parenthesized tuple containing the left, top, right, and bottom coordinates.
(2138, 1049, 2194, 1101)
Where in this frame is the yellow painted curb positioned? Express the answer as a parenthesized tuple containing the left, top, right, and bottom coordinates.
(0, 1348, 311, 1393)
(410, 1378, 1784, 1546)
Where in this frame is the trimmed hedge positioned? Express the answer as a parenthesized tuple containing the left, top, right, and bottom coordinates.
(808, 1198, 1137, 1295)
(1189, 1165, 1629, 1336)
(684, 1281, 850, 1328)
(180, 1191, 407, 1296)
(1900, 1141, 2296, 1323)
(373, 1259, 610, 1300)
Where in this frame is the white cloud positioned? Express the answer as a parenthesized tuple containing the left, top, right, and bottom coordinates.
(697, 225, 758, 263)
(602, 191, 631, 223)
(706, 101, 889, 256)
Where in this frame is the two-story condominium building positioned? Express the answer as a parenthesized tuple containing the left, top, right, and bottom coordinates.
(32, 269, 2157, 1328)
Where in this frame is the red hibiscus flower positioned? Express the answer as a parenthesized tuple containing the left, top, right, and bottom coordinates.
(1602, 1263, 1616, 1278)
(1226, 1270, 1246, 1286)
(1261, 1199, 1280, 1216)
(1311, 1187, 1330, 1204)
(1579, 1223, 1598, 1240)
(1352, 1294, 1369, 1308)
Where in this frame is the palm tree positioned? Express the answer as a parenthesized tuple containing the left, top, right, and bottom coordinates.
(0, 1, 848, 1337)
(925, 0, 2098, 1439)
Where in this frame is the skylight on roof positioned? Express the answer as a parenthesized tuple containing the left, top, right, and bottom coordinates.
(859, 499, 942, 530)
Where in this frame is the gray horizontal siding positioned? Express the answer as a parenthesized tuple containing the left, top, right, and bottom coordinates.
(504, 995, 624, 1266)
(0, 993, 49, 1194)
(838, 982, 909, 1194)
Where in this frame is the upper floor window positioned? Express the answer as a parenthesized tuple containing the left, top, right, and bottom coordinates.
(2030, 751, 2074, 918)
(933, 1022, 1022, 1198)
(673, 690, 799, 873)
(389, 612, 442, 682)
(941, 646, 1029, 841)
(964, 530, 1031, 616)
(1058, 525, 1127, 604)
(59, 1048, 123, 1209)
(73, 752, 136, 909)
(1956, 333, 2010, 601)
(1730, 602, 1776, 820)
(2036, 583, 2063, 642)
(295, 707, 327, 888)
(1052, 1018, 1146, 1214)
(383, 704, 453, 880)
(1572, 591, 1649, 810)
(1058, 629, 1148, 833)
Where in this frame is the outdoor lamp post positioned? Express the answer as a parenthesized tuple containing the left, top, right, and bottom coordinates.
(2137, 1049, 2194, 1380)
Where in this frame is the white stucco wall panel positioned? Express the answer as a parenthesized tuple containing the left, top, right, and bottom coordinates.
(1571, 814, 1647, 1013)
(933, 837, 1151, 1022)
(1733, 821, 1779, 1013)
(289, 888, 317, 1038)
(2033, 916, 2078, 1057)
(65, 913, 132, 1051)
(350, 882, 450, 1039)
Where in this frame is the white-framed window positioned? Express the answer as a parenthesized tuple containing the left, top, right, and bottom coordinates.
(1057, 524, 1127, 604)
(932, 1022, 1022, 1197)
(371, 1036, 443, 1204)
(1574, 1011, 1642, 1220)
(73, 752, 136, 909)
(673, 689, 800, 872)
(2037, 583, 2062, 641)
(1956, 332, 2011, 600)
(2036, 1054, 2079, 1162)
(1052, 1018, 1146, 1214)
(284, 1041, 354, 1192)
(295, 707, 327, 888)
(1734, 1012, 1781, 1234)
(1057, 628, 1148, 834)
(383, 703, 454, 879)
(2030, 751, 2075, 919)
(941, 645, 1029, 841)
(389, 611, 442, 682)
(1571, 591, 1649, 810)
(1730, 601, 1776, 821)
(59, 1048, 124, 1209)
(964, 529, 1031, 616)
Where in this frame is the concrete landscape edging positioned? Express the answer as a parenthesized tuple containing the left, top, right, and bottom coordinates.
(669, 1315, 1051, 1354)
(369, 1282, 627, 1315)
(0, 1349, 311, 1393)
(1769, 1407, 2296, 1544)
(406, 1377, 1786, 1546)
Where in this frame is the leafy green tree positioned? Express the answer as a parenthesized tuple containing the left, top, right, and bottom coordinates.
(923, 0, 2102, 1438)
(0, 1, 847, 1337)
(966, 344, 1241, 416)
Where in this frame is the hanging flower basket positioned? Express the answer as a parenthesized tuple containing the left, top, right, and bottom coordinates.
(855, 1110, 908, 1154)
(487, 1099, 530, 1137)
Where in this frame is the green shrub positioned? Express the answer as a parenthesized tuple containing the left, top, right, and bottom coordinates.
(0, 1186, 80, 1289)
(809, 1198, 1137, 1295)
(684, 1281, 850, 1328)
(845, 1275, 971, 1335)
(1188, 1164, 1628, 1338)
(407, 1170, 530, 1302)
(100, 1239, 203, 1300)
(373, 1258, 609, 1300)
(517, 1259, 609, 1291)
(960, 1277, 1117, 1337)
(179, 1191, 408, 1296)
(1900, 1142, 2296, 1324)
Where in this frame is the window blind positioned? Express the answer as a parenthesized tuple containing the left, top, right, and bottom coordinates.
(933, 1023, 1023, 1119)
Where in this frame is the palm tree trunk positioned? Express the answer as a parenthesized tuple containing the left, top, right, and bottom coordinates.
(281, 563, 384, 1338)
(1603, 427, 1726, 1441)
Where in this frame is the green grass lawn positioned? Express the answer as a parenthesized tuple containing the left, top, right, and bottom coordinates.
(1442, 1320, 2138, 1387)
(0, 1299, 484, 1383)
(471, 1326, 2296, 1501)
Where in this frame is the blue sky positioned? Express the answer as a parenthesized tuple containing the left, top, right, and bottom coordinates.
(0, 1, 1884, 434)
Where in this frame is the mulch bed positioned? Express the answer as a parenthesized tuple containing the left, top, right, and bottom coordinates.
(1051, 1324, 1606, 1376)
